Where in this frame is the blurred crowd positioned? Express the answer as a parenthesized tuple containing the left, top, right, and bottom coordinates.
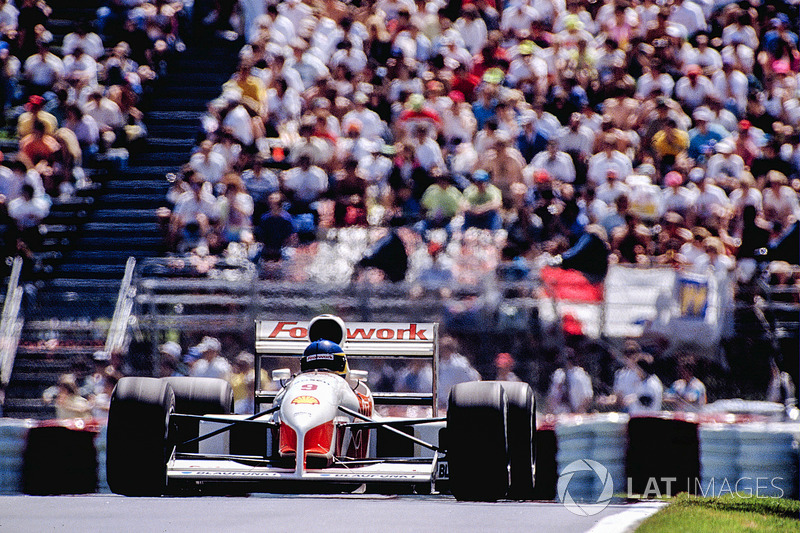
(0, 0, 187, 264)
(163, 0, 798, 293)
(149, 0, 800, 417)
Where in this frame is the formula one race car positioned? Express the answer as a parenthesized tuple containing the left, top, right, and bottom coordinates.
(106, 315, 536, 501)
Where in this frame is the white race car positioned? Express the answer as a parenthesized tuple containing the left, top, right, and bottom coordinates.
(106, 315, 536, 500)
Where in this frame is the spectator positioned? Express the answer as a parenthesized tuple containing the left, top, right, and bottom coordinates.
(42, 373, 92, 420)
(411, 240, 455, 297)
(419, 169, 463, 237)
(282, 153, 328, 229)
(481, 130, 526, 203)
(331, 158, 368, 228)
(254, 192, 296, 262)
(23, 41, 63, 95)
(712, 60, 749, 119)
(441, 91, 477, 147)
(190, 139, 228, 187)
(494, 352, 521, 382)
(223, 60, 267, 113)
(462, 169, 502, 230)
(687, 106, 727, 162)
(84, 90, 125, 151)
(595, 168, 630, 205)
(0, 0, 18, 40)
(554, 224, 611, 282)
(17, 93, 56, 137)
(664, 356, 707, 412)
(611, 345, 663, 414)
(169, 172, 219, 253)
(190, 336, 232, 380)
(18, 119, 59, 167)
(611, 211, 651, 265)
(63, 46, 97, 87)
(62, 103, 100, 156)
(675, 64, 715, 111)
(767, 358, 797, 409)
(62, 21, 104, 60)
(661, 171, 695, 219)
(762, 171, 799, 229)
(547, 347, 593, 414)
(437, 335, 481, 409)
(157, 341, 186, 377)
(587, 133, 633, 186)
(353, 227, 409, 283)
(651, 118, 689, 177)
(289, 121, 333, 168)
(529, 138, 577, 184)
(7, 182, 48, 245)
(216, 173, 254, 245)
(706, 141, 744, 182)
(410, 122, 444, 172)
(231, 351, 271, 414)
(343, 91, 386, 142)
(689, 175, 731, 227)
(242, 156, 280, 218)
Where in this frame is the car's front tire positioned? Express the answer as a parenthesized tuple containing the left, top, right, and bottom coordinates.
(160, 377, 233, 415)
(501, 381, 536, 499)
(447, 381, 509, 501)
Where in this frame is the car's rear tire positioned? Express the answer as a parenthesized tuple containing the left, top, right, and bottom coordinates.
(161, 377, 233, 415)
(501, 381, 536, 499)
(447, 381, 509, 501)
(107, 377, 175, 496)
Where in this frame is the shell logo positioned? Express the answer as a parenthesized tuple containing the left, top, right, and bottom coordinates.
(291, 395, 320, 405)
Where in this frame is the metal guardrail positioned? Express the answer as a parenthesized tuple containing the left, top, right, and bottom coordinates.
(105, 257, 137, 356)
(130, 256, 758, 357)
(0, 258, 24, 386)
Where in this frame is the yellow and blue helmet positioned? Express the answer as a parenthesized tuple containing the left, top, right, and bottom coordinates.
(301, 340, 349, 377)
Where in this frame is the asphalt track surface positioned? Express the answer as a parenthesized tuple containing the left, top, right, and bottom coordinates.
(0, 494, 660, 532)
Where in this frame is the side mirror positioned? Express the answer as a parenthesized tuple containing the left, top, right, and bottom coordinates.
(272, 368, 291, 381)
(350, 370, 368, 382)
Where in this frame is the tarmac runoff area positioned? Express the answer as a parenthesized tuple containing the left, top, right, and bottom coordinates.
(0, 494, 666, 532)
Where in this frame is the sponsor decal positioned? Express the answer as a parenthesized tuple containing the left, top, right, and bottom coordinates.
(436, 461, 449, 481)
(355, 392, 373, 417)
(291, 395, 320, 405)
(266, 321, 430, 341)
(678, 275, 709, 318)
(180, 471, 282, 478)
(316, 473, 425, 480)
(306, 353, 335, 361)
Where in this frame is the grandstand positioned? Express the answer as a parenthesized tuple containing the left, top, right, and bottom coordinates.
(0, 0, 798, 420)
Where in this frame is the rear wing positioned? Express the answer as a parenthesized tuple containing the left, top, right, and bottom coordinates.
(254, 316, 440, 414)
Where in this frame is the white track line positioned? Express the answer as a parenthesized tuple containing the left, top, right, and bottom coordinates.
(585, 501, 668, 533)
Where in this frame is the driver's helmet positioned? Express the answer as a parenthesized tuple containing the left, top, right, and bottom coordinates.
(301, 339, 349, 377)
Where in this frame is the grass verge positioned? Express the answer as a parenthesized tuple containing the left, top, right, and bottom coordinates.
(636, 493, 800, 533)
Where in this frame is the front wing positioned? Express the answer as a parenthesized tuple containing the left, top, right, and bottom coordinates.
(168, 458, 443, 484)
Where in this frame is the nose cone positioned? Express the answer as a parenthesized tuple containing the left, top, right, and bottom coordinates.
(280, 376, 338, 433)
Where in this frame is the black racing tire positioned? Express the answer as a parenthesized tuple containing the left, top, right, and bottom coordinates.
(161, 377, 233, 457)
(106, 377, 175, 496)
(161, 377, 233, 415)
(446, 381, 509, 501)
(500, 381, 536, 499)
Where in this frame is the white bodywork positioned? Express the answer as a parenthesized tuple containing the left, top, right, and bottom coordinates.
(275, 372, 361, 475)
